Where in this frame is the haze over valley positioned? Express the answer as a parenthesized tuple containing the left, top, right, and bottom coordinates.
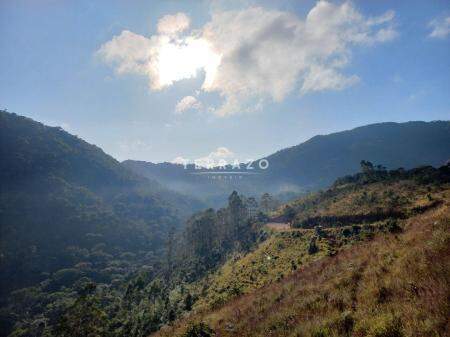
(0, 1, 449, 336)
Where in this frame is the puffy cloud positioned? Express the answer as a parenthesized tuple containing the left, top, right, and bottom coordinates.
(202, 3, 397, 115)
(194, 147, 234, 168)
(157, 12, 190, 35)
(171, 156, 189, 165)
(175, 96, 202, 114)
(429, 16, 450, 39)
(97, 30, 156, 75)
(98, 2, 397, 116)
(172, 147, 235, 168)
(300, 66, 360, 94)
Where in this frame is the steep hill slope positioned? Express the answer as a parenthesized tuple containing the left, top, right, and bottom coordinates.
(124, 121, 450, 205)
(154, 165, 450, 337)
(0, 110, 203, 299)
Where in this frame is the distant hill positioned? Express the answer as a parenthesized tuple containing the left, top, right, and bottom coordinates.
(122, 160, 238, 207)
(263, 121, 450, 189)
(0, 110, 203, 299)
(124, 121, 450, 205)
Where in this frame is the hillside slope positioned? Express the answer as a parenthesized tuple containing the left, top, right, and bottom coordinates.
(264, 121, 450, 189)
(0, 110, 203, 300)
(124, 121, 450, 205)
(154, 165, 450, 337)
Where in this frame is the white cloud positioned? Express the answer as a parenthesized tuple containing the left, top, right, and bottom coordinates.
(201, 2, 397, 115)
(429, 16, 450, 39)
(157, 12, 190, 35)
(98, 2, 397, 116)
(194, 146, 234, 168)
(300, 65, 360, 94)
(175, 95, 202, 114)
(171, 156, 189, 165)
(97, 25, 220, 90)
(172, 147, 234, 168)
(97, 30, 155, 76)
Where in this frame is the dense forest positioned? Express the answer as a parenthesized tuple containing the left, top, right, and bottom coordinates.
(0, 111, 203, 336)
(1, 182, 262, 336)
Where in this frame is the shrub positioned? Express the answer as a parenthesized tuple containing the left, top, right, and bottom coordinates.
(182, 322, 215, 337)
(184, 293, 194, 311)
(376, 286, 391, 304)
(352, 225, 361, 235)
(308, 237, 319, 255)
(342, 228, 352, 237)
(315, 226, 325, 237)
(332, 311, 354, 336)
(386, 219, 402, 234)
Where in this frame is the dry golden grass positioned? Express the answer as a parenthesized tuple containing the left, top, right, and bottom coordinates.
(192, 228, 328, 310)
(285, 181, 446, 223)
(153, 189, 449, 337)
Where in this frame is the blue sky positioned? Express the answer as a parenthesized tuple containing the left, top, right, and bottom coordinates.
(1, 0, 449, 163)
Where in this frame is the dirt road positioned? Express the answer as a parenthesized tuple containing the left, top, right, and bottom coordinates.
(265, 222, 292, 231)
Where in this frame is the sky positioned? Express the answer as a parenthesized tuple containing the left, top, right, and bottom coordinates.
(1, 0, 449, 164)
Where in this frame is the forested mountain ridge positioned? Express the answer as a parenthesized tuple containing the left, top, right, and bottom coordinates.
(0, 111, 203, 305)
(124, 121, 450, 205)
(263, 121, 450, 189)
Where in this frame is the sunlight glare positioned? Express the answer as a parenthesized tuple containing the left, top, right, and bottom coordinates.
(157, 37, 221, 88)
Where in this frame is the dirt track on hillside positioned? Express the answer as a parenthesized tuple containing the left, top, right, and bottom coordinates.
(265, 222, 292, 231)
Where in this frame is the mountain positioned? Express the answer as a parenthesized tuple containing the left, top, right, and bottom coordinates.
(0, 111, 203, 301)
(263, 121, 450, 189)
(1, 111, 449, 337)
(124, 121, 450, 205)
(3, 121, 449, 337)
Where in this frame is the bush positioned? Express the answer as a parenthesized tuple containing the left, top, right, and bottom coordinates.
(183, 322, 215, 337)
(352, 225, 361, 235)
(386, 219, 402, 234)
(342, 228, 352, 237)
(315, 226, 325, 237)
(376, 286, 391, 304)
(308, 237, 319, 255)
(338, 311, 354, 335)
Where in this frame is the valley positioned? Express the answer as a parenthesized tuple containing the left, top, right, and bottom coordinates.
(0, 111, 449, 337)
(2, 2, 449, 336)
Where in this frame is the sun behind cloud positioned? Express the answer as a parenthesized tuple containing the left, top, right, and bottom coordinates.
(157, 37, 221, 88)
(97, 14, 221, 91)
(97, 1, 398, 117)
